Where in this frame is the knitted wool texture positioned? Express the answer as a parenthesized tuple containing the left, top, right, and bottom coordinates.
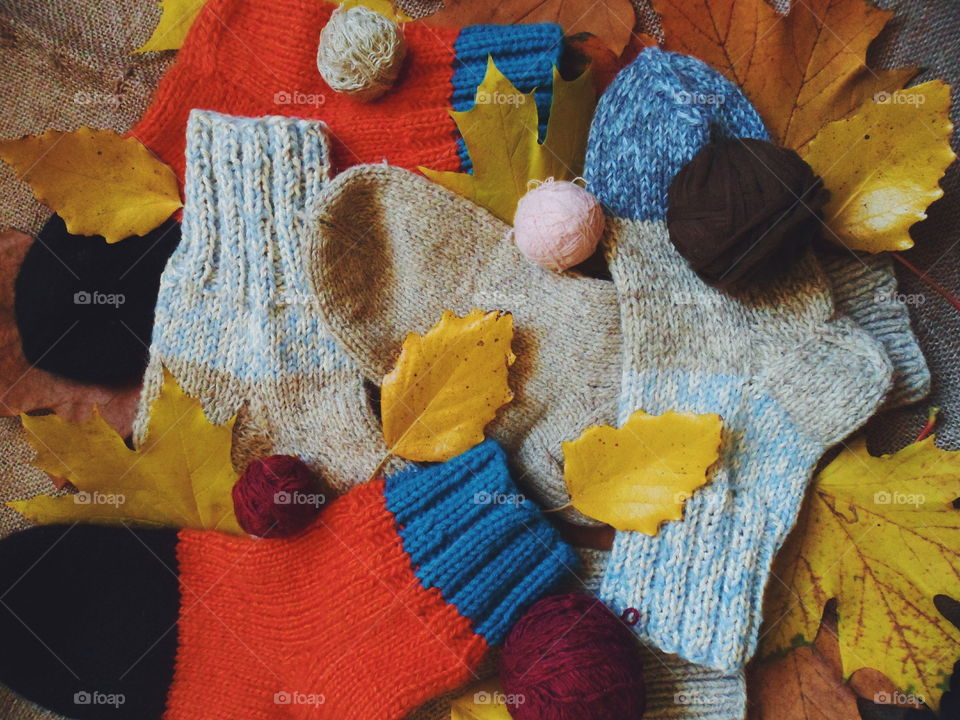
(567, 548, 748, 720)
(130, 0, 564, 181)
(821, 249, 931, 408)
(585, 47, 894, 671)
(0, 441, 575, 720)
(310, 164, 621, 523)
(132, 110, 385, 490)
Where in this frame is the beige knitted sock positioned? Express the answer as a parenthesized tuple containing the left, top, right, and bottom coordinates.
(133, 111, 387, 491)
(311, 164, 621, 523)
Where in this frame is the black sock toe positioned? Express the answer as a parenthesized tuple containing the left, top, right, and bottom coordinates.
(14, 214, 181, 387)
(0, 524, 181, 719)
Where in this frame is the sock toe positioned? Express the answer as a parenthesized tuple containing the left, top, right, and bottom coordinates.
(0, 524, 181, 719)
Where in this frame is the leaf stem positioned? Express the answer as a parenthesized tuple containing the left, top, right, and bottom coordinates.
(915, 407, 940, 443)
(892, 252, 960, 313)
(368, 452, 394, 483)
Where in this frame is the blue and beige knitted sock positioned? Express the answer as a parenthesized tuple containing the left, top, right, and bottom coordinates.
(567, 547, 748, 720)
(134, 110, 386, 491)
(585, 47, 894, 674)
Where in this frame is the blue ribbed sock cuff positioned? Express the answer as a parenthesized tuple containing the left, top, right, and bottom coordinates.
(185, 110, 331, 213)
(451, 23, 564, 172)
(384, 440, 577, 645)
(159, 110, 346, 380)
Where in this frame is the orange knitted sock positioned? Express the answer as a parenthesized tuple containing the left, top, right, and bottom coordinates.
(132, 0, 565, 182)
(0, 441, 574, 720)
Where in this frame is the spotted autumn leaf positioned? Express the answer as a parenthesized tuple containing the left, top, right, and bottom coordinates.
(381, 309, 515, 462)
(562, 409, 722, 534)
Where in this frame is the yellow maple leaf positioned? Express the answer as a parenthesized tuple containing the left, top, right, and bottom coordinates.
(8, 369, 242, 535)
(382, 309, 515, 462)
(136, 0, 207, 53)
(0, 128, 182, 243)
(655, 0, 918, 150)
(421, 58, 594, 223)
(760, 436, 960, 711)
(334, 0, 413, 23)
(449, 679, 513, 720)
(563, 410, 722, 534)
(801, 81, 956, 253)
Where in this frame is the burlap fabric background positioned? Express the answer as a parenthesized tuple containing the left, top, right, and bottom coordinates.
(0, 0, 957, 717)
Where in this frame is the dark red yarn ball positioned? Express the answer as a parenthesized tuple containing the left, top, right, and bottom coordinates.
(232, 455, 327, 538)
(667, 138, 829, 289)
(500, 593, 646, 720)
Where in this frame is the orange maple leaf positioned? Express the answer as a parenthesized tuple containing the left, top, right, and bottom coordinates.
(654, 0, 918, 149)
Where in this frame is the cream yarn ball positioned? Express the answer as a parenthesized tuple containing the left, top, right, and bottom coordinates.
(316, 6, 406, 102)
(513, 180, 605, 272)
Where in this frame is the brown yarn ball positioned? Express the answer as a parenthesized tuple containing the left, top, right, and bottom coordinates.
(666, 138, 829, 289)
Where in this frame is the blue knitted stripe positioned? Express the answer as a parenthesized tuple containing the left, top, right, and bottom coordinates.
(584, 47, 769, 221)
(451, 24, 564, 172)
(384, 440, 576, 645)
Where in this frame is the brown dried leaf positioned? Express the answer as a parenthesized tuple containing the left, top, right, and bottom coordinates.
(748, 608, 860, 720)
(655, 0, 918, 149)
(0, 229, 140, 451)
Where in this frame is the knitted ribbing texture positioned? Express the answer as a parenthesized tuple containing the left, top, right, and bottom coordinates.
(0, 441, 574, 720)
(131, 0, 564, 181)
(310, 164, 622, 524)
(133, 110, 384, 491)
(585, 47, 893, 671)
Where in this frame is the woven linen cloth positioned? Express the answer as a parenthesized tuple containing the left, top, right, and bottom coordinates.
(0, 1, 172, 235)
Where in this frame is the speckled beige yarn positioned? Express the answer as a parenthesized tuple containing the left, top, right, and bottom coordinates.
(311, 164, 622, 524)
(133, 111, 389, 493)
(316, 6, 407, 102)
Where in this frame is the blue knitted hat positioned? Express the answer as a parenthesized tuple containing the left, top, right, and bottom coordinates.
(587, 47, 768, 221)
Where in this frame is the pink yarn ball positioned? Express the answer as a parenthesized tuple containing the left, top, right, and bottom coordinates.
(232, 455, 328, 538)
(500, 593, 646, 720)
(513, 181, 605, 272)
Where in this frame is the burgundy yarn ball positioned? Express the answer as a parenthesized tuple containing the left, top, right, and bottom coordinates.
(232, 455, 328, 538)
(500, 593, 646, 720)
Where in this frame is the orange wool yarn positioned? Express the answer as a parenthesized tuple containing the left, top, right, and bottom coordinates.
(165, 479, 488, 720)
(132, 0, 462, 181)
